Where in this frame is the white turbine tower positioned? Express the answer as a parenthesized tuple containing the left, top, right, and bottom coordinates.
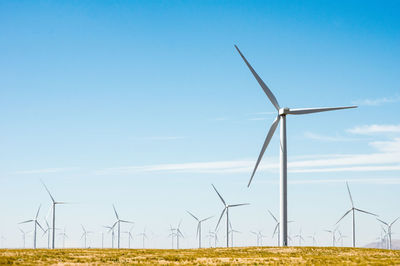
(187, 211, 213, 248)
(19, 205, 44, 249)
(212, 184, 249, 248)
(336, 182, 378, 247)
(42, 181, 67, 249)
(110, 204, 133, 249)
(235, 45, 357, 247)
(377, 217, 399, 250)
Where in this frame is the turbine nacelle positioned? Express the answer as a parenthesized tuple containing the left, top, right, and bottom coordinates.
(279, 107, 289, 116)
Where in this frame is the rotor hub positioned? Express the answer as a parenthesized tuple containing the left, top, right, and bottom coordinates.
(279, 107, 289, 115)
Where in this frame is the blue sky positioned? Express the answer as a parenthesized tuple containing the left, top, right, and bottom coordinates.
(0, 0, 399, 248)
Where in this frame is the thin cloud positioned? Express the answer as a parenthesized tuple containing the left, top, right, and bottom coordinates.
(304, 132, 358, 142)
(352, 95, 400, 106)
(348, 124, 400, 134)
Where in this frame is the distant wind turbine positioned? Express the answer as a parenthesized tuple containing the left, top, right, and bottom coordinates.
(110, 204, 134, 249)
(377, 217, 399, 250)
(42, 181, 68, 249)
(212, 184, 249, 247)
(324, 227, 338, 247)
(337, 230, 347, 247)
(336, 182, 378, 247)
(235, 45, 357, 247)
(81, 225, 92, 248)
(173, 221, 184, 249)
(19, 228, 30, 249)
(229, 222, 241, 247)
(137, 228, 148, 249)
(123, 226, 134, 248)
(58, 227, 68, 248)
(307, 233, 317, 246)
(294, 229, 305, 246)
(208, 230, 219, 248)
(19, 204, 44, 249)
(187, 211, 213, 248)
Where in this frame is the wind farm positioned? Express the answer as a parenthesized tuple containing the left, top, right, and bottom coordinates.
(1, 1, 399, 265)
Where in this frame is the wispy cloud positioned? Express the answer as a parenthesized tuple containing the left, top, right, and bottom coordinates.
(304, 132, 358, 142)
(95, 138, 400, 175)
(352, 95, 400, 106)
(348, 124, 400, 134)
(14, 167, 77, 175)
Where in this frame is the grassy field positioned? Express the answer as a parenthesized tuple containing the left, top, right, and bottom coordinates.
(1, 246, 400, 265)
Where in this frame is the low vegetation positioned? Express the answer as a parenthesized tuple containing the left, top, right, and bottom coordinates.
(0, 246, 399, 265)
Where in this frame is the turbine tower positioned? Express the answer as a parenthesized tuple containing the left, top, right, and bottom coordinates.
(42, 181, 67, 249)
(187, 211, 213, 248)
(235, 45, 357, 247)
(19, 205, 44, 249)
(212, 184, 249, 248)
(110, 204, 133, 249)
(377, 217, 399, 249)
(336, 182, 378, 247)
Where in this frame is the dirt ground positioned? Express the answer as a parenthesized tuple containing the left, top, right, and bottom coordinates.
(1, 246, 399, 265)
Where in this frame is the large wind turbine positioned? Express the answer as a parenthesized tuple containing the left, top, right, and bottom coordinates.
(42, 181, 67, 249)
(187, 211, 213, 248)
(19, 205, 44, 249)
(377, 217, 399, 249)
(212, 184, 249, 248)
(110, 204, 133, 249)
(235, 45, 357, 247)
(336, 182, 378, 247)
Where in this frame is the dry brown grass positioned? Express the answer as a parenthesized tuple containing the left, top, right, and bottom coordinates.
(0, 246, 399, 265)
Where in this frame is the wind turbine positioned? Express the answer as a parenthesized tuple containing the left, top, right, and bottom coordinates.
(229, 222, 241, 247)
(137, 228, 148, 249)
(336, 182, 378, 247)
(104, 225, 115, 248)
(251, 231, 260, 246)
(58, 227, 68, 248)
(187, 211, 213, 248)
(173, 221, 184, 249)
(268, 210, 280, 246)
(123, 226, 134, 248)
(19, 205, 44, 249)
(110, 204, 134, 249)
(19, 228, 30, 249)
(208, 230, 219, 248)
(337, 230, 347, 247)
(42, 181, 67, 249)
(324, 227, 337, 247)
(235, 45, 357, 247)
(81, 225, 92, 248)
(212, 184, 249, 247)
(42, 219, 52, 249)
(307, 233, 317, 246)
(377, 217, 399, 249)
(294, 229, 305, 246)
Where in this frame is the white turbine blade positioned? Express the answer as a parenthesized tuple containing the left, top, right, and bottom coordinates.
(267, 210, 278, 223)
(19, 220, 33, 224)
(355, 208, 378, 217)
(36, 221, 45, 232)
(286, 106, 357, 115)
(112, 204, 119, 220)
(120, 220, 134, 224)
(196, 223, 200, 239)
(55, 202, 69, 205)
(80, 233, 85, 240)
(186, 211, 199, 221)
(228, 203, 250, 208)
(248, 115, 280, 187)
(377, 218, 389, 226)
(201, 216, 213, 222)
(110, 221, 118, 231)
(41, 181, 56, 203)
(346, 182, 354, 208)
(234, 45, 280, 111)
(35, 205, 41, 219)
(324, 230, 332, 233)
(390, 217, 400, 227)
(212, 184, 226, 206)
(81, 224, 86, 232)
(215, 208, 226, 230)
(272, 223, 279, 237)
(336, 209, 352, 224)
(251, 231, 258, 235)
(177, 229, 184, 237)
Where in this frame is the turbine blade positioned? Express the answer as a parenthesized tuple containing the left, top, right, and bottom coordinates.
(41, 181, 55, 203)
(112, 204, 119, 220)
(390, 217, 400, 227)
(35, 205, 41, 219)
(212, 184, 226, 206)
(346, 182, 354, 208)
(234, 45, 280, 110)
(286, 106, 357, 115)
(355, 208, 378, 216)
(196, 223, 200, 239)
(376, 218, 389, 226)
(336, 209, 352, 224)
(248, 115, 280, 187)
(215, 208, 226, 230)
(201, 216, 213, 222)
(186, 211, 199, 221)
(267, 209, 278, 223)
(228, 203, 250, 208)
(120, 220, 134, 224)
(272, 223, 279, 237)
(36, 221, 45, 232)
(19, 220, 33, 224)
